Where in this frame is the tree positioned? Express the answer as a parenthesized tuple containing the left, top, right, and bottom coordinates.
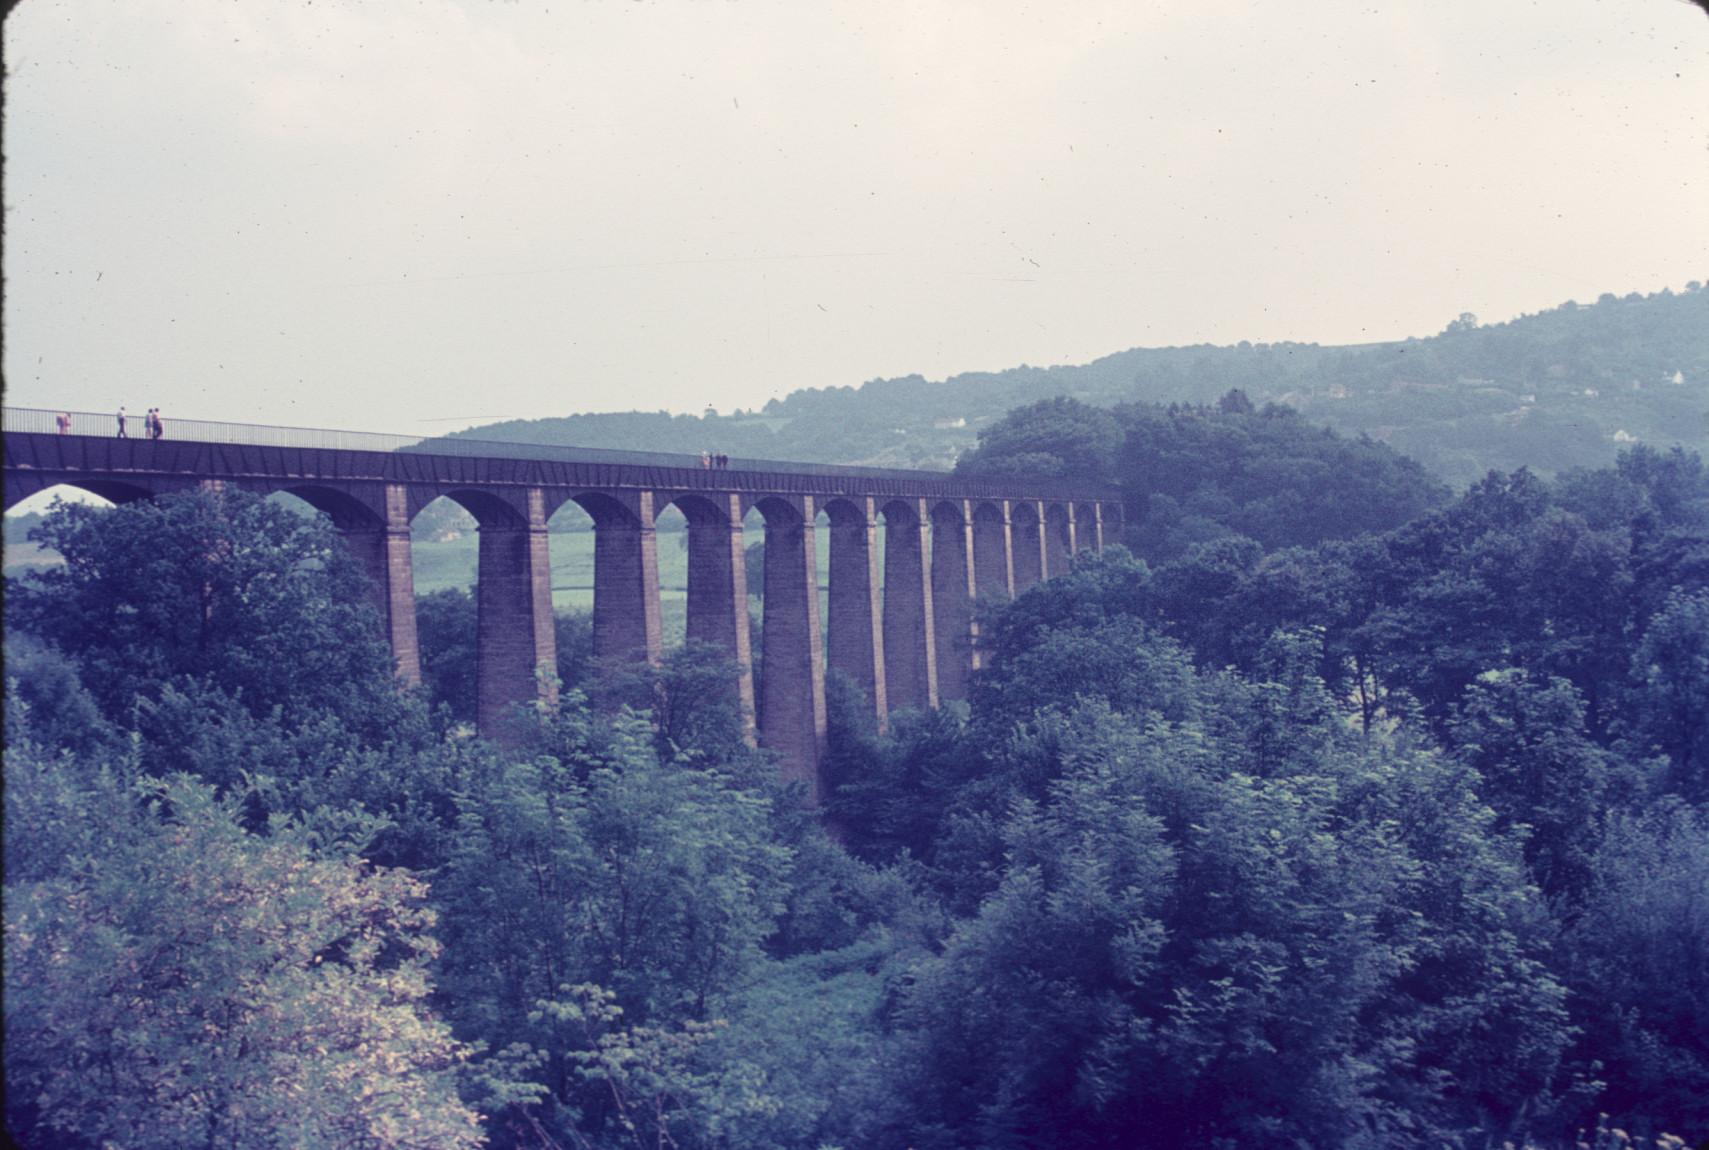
(9, 488, 397, 734)
(1116, 401, 1446, 561)
(1444, 670, 1615, 901)
(1, 632, 115, 757)
(1564, 801, 1709, 1135)
(1630, 587, 1709, 798)
(592, 642, 755, 765)
(416, 589, 594, 725)
(955, 397, 1124, 483)
(415, 588, 481, 722)
(5, 489, 470, 873)
(3, 748, 482, 1150)
(892, 694, 1571, 1148)
(431, 710, 790, 1146)
(1215, 387, 1255, 415)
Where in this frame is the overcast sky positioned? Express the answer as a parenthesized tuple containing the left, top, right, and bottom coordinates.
(3, 0, 1706, 435)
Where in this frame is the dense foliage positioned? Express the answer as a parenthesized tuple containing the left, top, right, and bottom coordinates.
(6, 427, 1707, 1148)
(954, 391, 1448, 561)
(4, 714, 484, 1150)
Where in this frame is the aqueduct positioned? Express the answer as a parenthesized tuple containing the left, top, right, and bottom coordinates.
(4, 408, 1121, 803)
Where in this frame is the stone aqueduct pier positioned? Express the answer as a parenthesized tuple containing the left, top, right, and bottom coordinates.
(3, 408, 1121, 802)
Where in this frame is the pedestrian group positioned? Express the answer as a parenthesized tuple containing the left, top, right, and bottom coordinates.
(113, 406, 165, 440)
(700, 452, 730, 470)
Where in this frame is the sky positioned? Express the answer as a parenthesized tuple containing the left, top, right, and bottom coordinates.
(3, 0, 1707, 436)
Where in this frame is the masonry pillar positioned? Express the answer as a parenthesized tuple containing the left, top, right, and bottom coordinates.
(882, 498, 937, 713)
(826, 496, 888, 729)
(931, 501, 978, 699)
(341, 483, 421, 685)
(476, 488, 558, 735)
(685, 493, 756, 738)
(759, 497, 828, 801)
(592, 491, 665, 666)
(1093, 503, 1106, 552)
(1065, 503, 1080, 556)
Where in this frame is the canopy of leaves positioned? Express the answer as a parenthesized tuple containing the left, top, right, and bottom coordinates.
(954, 396, 1124, 483)
(1118, 398, 1449, 560)
(3, 742, 482, 1150)
(842, 580, 1573, 1147)
(7, 488, 397, 732)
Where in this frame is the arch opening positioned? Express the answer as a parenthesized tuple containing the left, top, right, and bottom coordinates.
(6, 480, 146, 516)
(970, 501, 1012, 601)
(929, 500, 974, 701)
(409, 495, 481, 597)
(1073, 503, 1099, 552)
(819, 498, 885, 728)
(437, 488, 529, 530)
(1044, 503, 1074, 573)
(878, 498, 934, 714)
(4, 485, 127, 578)
(1011, 501, 1044, 590)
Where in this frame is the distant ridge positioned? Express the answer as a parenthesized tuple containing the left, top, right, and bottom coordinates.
(455, 284, 1708, 488)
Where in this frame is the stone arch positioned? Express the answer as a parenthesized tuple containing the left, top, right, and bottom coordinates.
(544, 491, 658, 670)
(1044, 502, 1073, 573)
(274, 485, 417, 686)
(1073, 502, 1099, 551)
(929, 499, 975, 701)
(643, 495, 716, 651)
(3, 477, 154, 513)
(929, 498, 967, 530)
(970, 501, 1011, 600)
(660, 492, 755, 721)
(819, 495, 869, 529)
(877, 497, 920, 528)
(1010, 500, 1044, 590)
(564, 490, 644, 529)
(818, 496, 885, 729)
(879, 496, 936, 714)
(409, 488, 556, 734)
(277, 484, 384, 531)
(1100, 502, 1125, 547)
(656, 491, 734, 527)
(431, 487, 531, 530)
(752, 494, 807, 529)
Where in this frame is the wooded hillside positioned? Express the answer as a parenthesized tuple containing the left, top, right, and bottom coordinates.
(454, 284, 1708, 486)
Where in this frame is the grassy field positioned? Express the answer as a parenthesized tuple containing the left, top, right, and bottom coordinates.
(3, 542, 62, 576)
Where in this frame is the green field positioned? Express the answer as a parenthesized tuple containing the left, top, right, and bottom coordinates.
(3, 542, 61, 577)
(412, 527, 694, 646)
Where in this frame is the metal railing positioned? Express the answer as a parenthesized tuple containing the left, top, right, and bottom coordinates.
(3, 406, 1115, 497)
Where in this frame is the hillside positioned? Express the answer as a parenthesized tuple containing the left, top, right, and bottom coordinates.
(456, 284, 1708, 487)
